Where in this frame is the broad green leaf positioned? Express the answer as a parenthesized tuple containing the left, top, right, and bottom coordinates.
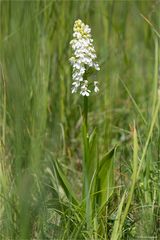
(96, 147, 115, 210)
(89, 128, 97, 150)
(53, 160, 78, 205)
(88, 128, 98, 183)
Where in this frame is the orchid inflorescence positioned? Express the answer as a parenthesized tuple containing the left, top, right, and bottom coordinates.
(69, 19, 100, 96)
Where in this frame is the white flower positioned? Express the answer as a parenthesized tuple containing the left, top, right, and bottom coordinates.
(80, 80, 91, 96)
(69, 19, 100, 96)
(94, 63, 100, 71)
(94, 81, 99, 93)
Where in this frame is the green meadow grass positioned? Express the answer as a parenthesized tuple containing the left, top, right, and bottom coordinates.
(0, 1, 160, 239)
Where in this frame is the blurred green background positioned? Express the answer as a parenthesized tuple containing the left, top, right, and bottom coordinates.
(0, 0, 160, 239)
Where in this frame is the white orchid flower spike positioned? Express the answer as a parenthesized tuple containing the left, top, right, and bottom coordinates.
(69, 19, 100, 96)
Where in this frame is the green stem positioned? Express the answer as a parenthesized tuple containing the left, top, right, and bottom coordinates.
(83, 96, 88, 132)
(82, 96, 91, 230)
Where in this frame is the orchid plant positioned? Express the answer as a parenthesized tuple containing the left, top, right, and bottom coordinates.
(69, 19, 100, 96)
